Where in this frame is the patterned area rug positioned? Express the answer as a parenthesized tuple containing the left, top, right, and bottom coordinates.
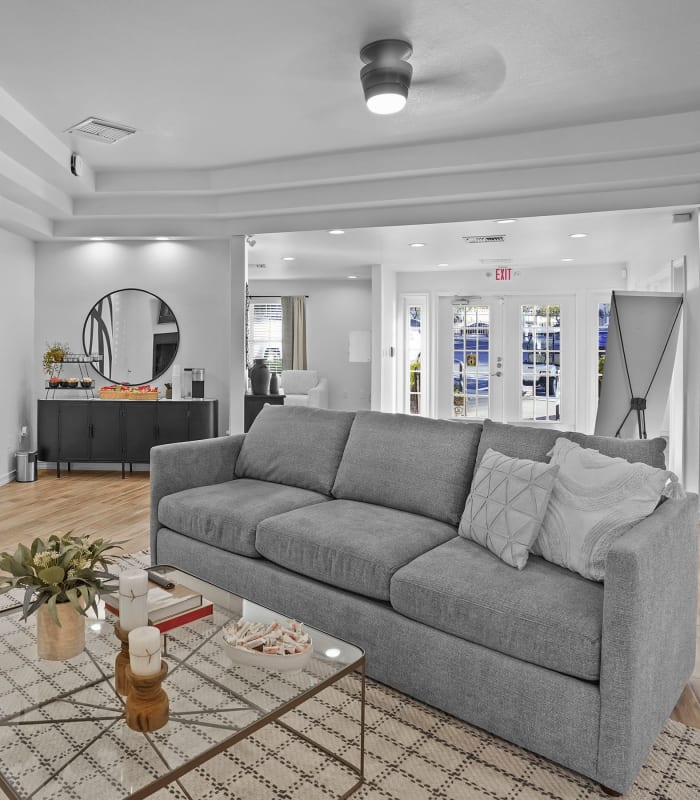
(2, 552, 699, 799)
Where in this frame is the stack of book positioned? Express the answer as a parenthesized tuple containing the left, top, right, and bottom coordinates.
(105, 580, 213, 632)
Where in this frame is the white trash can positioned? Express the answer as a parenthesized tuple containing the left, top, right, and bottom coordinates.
(16, 450, 38, 482)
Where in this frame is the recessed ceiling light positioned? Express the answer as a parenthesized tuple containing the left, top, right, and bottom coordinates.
(437, 263, 449, 267)
(89, 237, 104, 241)
(569, 232, 588, 238)
(495, 219, 516, 224)
(348, 275, 358, 279)
(409, 242, 425, 248)
(155, 236, 169, 241)
(328, 229, 345, 235)
(282, 256, 296, 261)
(561, 258, 574, 262)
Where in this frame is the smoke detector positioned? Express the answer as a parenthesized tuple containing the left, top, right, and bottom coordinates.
(463, 235, 506, 244)
(66, 117, 136, 144)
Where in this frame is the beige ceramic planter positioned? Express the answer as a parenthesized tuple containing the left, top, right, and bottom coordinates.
(36, 602, 85, 660)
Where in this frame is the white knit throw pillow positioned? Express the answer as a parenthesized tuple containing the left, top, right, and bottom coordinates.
(533, 438, 676, 581)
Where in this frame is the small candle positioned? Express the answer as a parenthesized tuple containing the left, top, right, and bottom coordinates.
(128, 626, 162, 676)
(119, 569, 148, 632)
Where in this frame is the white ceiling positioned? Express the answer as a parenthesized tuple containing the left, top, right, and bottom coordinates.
(247, 208, 692, 280)
(2, 0, 699, 169)
(0, 0, 699, 270)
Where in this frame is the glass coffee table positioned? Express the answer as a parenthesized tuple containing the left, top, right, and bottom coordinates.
(0, 566, 365, 800)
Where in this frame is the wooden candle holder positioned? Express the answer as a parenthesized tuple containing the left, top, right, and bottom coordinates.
(114, 622, 131, 696)
(125, 662, 169, 732)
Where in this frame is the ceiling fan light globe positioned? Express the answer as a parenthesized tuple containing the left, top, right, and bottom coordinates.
(366, 90, 407, 114)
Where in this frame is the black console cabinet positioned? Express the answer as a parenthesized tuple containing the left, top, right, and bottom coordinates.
(38, 399, 218, 477)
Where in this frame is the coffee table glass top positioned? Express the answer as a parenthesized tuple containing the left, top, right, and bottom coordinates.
(0, 565, 364, 800)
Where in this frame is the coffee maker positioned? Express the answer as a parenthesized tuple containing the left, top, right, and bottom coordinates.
(191, 368, 205, 398)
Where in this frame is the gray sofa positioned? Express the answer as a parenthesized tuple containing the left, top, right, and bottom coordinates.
(150, 406, 698, 794)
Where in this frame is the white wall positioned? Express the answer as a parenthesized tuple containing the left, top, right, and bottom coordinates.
(247, 279, 372, 411)
(35, 240, 235, 435)
(0, 229, 35, 484)
(624, 212, 700, 493)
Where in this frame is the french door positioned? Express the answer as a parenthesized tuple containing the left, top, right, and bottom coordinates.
(437, 295, 574, 425)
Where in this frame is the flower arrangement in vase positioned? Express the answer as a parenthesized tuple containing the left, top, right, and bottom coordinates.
(0, 532, 121, 660)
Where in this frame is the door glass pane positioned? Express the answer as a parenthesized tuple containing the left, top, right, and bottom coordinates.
(453, 305, 490, 418)
(598, 302, 610, 396)
(407, 305, 422, 414)
(520, 304, 560, 422)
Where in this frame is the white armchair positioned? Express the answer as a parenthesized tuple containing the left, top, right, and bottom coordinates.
(280, 370, 329, 409)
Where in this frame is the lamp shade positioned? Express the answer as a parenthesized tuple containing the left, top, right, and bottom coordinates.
(360, 39, 413, 115)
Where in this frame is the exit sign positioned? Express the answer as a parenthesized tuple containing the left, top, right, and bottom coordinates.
(495, 267, 512, 280)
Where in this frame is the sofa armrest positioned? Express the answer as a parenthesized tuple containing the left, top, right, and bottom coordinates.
(307, 377, 329, 409)
(597, 493, 698, 791)
(150, 434, 245, 562)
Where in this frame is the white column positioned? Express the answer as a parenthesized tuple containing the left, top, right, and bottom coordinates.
(228, 235, 248, 434)
(371, 264, 397, 413)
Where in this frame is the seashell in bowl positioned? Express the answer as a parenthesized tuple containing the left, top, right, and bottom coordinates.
(221, 618, 312, 673)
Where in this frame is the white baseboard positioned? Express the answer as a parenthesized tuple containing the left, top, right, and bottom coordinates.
(0, 470, 16, 486)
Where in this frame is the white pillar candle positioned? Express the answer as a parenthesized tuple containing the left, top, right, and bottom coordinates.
(128, 626, 162, 676)
(118, 569, 149, 632)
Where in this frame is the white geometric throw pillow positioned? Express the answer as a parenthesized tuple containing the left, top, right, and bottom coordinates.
(459, 448, 560, 570)
(533, 437, 675, 581)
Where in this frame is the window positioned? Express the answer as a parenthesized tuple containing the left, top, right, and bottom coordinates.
(520, 304, 560, 422)
(248, 301, 283, 372)
(452, 304, 490, 418)
(407, 305, 423, 414)
(598, 302, 610, 394)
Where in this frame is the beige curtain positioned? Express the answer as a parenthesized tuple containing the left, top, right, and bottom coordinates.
(281, 296, 307, 370)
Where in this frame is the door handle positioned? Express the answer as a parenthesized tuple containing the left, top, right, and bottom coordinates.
(491, 371, 502, 377)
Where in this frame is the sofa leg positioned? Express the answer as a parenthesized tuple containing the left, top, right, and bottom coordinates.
(600, 786, 623, 797)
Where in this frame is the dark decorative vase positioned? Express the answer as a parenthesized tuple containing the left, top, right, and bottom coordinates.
(269, 372, 280, 395)
(249, 358, 271, 395)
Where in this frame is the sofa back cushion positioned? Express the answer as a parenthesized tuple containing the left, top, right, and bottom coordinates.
(235, 405, 355, 495)
(475, 419, 667, 469)
(332, 411, 483, 525)
(567, 431, 666, 468)
(475, 419, 570, 466)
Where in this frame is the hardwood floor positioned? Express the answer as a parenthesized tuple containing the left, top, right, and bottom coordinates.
(1, 470, 699, 729)
(0, 469, 150, 555)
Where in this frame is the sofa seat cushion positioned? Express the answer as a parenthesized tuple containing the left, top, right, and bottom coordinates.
(332, 411, 483, 526)
(255, 500, 457, 601)
(158, 479, 330, 558)
(235, 405, 355, 495)
(390, 537, 603, 680)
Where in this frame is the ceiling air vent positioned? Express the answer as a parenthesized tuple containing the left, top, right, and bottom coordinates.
(463, 235, 506, 244)
(66, 117, 136, 143)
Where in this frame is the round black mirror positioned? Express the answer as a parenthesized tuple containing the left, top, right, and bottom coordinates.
(83, 288, 180, 386)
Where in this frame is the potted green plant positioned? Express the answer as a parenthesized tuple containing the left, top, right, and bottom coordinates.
(42, 341, 70, 375)
(0, 533, 121, 660)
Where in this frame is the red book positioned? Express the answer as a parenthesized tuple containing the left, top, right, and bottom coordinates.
(153, 602, 214, 633)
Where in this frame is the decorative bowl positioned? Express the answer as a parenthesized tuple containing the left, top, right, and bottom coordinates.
(221, 618, 313, 673)
(221, 636, 313, 672)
